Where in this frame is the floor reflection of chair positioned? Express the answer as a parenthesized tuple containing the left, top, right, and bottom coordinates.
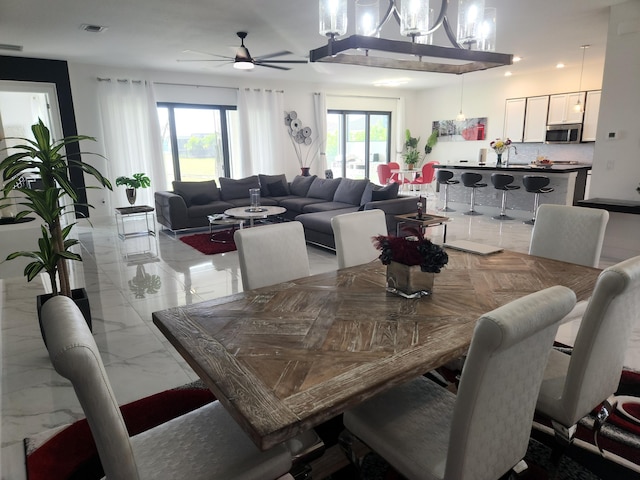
(342, 286, 576, 480)
(331, 209, 387, 269)
(536, 256, 640, 453)
(234, 221, 310, 290)
(42, 295, 296, 480)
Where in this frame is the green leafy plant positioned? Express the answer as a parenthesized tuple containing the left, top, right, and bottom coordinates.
(115, 173, 150, 189)
(403, 129, 422, 166)
(0, 119, 112, 297)
(424, 129, 439, 155)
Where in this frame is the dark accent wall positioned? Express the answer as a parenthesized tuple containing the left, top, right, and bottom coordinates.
(0, 55, 89, 217)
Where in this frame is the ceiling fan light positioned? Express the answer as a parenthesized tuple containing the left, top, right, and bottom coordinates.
(234, 60, 254, 70)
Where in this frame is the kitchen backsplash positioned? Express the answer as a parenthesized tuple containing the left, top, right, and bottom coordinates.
(506, 142, 594, 165)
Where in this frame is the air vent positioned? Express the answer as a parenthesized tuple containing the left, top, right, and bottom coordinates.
(81, 24, 107, 33)
(0, 44, 23, 52)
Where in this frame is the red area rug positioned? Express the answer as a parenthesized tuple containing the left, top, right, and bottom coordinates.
(179, 229, 237, 255)
(24, 382, 215, 480)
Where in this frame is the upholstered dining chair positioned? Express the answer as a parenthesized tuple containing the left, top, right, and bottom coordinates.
(410, 161, 439, 193)
(331, 209, 387, 269)
(536, 255, 640, 445)
(388, 161, 410, 185)
(343, 286, 576, 480)
(377, 164, 392, 185)
(235, 221, 310, 290)
(42, 295, 296, 480)
(529, 204, 609, 267)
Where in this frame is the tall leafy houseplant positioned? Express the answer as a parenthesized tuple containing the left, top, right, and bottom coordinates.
(402, 129, 422, 169)
(0, 119, 112, 297)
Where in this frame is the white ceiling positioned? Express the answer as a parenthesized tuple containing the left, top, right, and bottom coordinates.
(0, 0, 625, 89)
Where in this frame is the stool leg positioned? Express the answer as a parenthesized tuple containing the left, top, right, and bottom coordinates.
(493, 190, 514, 220)
(439, 184, 456, 212)
(524, 192, 540, 225)
(464, 187, 482, 216)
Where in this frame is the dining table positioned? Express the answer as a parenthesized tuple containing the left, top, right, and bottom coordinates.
(152, 249, 600, 451)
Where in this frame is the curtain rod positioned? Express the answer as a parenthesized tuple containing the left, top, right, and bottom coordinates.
(155, 81, 239, 90)
(243, 88, 285, 93)
(96, 77, 145, 84)
(327, 94, 400, 100)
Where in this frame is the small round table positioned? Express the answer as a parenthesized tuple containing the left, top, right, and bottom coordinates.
(224, 206, 287, 228)
(207, 215, 245, 243)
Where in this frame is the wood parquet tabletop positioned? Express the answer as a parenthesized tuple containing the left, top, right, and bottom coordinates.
(153, 249, 600, 450)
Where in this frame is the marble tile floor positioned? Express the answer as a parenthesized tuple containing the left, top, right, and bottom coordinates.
(0, 205, 633, 479)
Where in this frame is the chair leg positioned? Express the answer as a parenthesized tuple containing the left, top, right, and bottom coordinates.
(439, 184, 456, 212)
(493, 190, 514, 220)
(464, 187, 482, 216)
(524, 192, 541, 225)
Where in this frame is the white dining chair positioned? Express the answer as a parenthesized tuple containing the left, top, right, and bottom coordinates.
(529, 204, 609, 267)
(536, 255, 640, 445)
(42, 295, 296, 480)
(235, 221, 310, 290)
(343, 286, 576, 480)
(331, 209, 387, 269)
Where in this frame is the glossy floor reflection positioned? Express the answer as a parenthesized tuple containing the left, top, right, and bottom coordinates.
(0, 206, 629, 479)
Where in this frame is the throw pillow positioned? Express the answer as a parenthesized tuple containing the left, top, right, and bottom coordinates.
(289, 175, 317, 196)
(259, 174, 289, 196)
(306, 177, 341, 200)
(360, 182, 376, 206)
(334, 178, 369, 205)
(172, 180, 219, 207)
(371, 182, 399, 201)
(219, 175, 260, 201)
(267, 180, 289, 197)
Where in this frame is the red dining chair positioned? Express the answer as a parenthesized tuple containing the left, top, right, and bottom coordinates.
(377, 164, 392, 185)
(388, 162, 410, 185)
(410, 161, 439, 192)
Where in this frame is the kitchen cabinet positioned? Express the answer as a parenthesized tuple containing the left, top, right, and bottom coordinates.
(503, 98, 525, 142)
(582, 90, 601, 142)
(523, 95, 549, 142)
(547, 92, 585, 124)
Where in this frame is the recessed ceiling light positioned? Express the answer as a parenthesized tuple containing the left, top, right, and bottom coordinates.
(504, 71, 513, 77)
(81, 24, 108, 33)
(512, 56, 522, 62)
(556, 63, 565, 69)
(373, 78, 409, 87)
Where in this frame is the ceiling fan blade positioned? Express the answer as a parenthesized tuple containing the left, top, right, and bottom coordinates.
(255, 63, 291, 71)
(182, 49, 234, 60)
(177, 59, 231, 63)
(258, 60, 308, 64)
(255, 50, 293, 61)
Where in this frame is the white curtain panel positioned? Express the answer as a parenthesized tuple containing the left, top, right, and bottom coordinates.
(395, 96, 406, 164)
(237, 88, 286, 178)
(97, 79, 166, 206)
(312, 92, 327, 177)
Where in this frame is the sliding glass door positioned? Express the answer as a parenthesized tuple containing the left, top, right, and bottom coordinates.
(326, 110, 391, 180)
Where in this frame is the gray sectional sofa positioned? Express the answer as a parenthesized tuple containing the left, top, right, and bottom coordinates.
(154, 174, 417, 249)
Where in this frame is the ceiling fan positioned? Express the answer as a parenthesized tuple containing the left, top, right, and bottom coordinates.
(178, 32, 307, 71)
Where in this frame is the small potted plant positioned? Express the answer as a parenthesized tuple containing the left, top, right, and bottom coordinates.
(115, 173, 150, 205)
(0, 119, 112, 337)
(374, 227, 448, 298)
(402, 129, 423, 170)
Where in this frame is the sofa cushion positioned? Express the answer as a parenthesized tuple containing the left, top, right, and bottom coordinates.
(295, 208, 359, 235)
(334, 178, 369, 205)
(307, 177, 342, 201)
(279, 196, 325, 214)
(219, 175, 260, 201)
(302, 201, 357, 213)
(172, 180, 220, 207)
(259, 174, 289, 196)
(371, 182, 399, 201)
(360, 182, 377, 205)
(290, 175, 317, 196)
(187, 201, 234, 218)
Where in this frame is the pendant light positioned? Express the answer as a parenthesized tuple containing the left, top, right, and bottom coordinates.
(456, 75, 466, 121)
(573, 45, 589, 113)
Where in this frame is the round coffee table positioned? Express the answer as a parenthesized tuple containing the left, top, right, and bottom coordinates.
(207, 214, 244, 243)
(224, 206, 287, 228)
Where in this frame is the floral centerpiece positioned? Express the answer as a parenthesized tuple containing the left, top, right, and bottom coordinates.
(285, 111, 321, 176)
(374, 227, 448, 297)
(489, 138, 512, 167)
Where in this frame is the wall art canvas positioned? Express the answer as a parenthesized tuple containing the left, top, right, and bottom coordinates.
(432, 117, 487, 142)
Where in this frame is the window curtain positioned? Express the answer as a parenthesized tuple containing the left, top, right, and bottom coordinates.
(312, 92, 327, 177)
(97, 79, 165, 207)
(395, 96, 406, 164)
(237, 88, 286, 178)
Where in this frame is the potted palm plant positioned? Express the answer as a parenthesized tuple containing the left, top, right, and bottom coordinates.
(402, 129, 422, 170)
(115, 173, 151, 205)
(0, 119, 112, 336)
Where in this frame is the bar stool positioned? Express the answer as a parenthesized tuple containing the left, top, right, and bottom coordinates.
(461, 172, 487, 216)
(436, 170, 459, 212)
(491, 173, 520, 220)
(523, 175, 554, 225)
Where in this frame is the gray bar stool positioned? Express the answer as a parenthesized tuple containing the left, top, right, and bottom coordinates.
(523, 175, 554, 225)
(436, 170, 460, 212)
(461, 172, 487, 216)
(491, 173, 520, 220)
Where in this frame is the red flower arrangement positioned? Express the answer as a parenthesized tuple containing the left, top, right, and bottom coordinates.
(373, 227, 449, 273)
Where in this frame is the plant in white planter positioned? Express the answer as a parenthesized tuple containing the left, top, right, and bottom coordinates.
(0, 119, 112, 334)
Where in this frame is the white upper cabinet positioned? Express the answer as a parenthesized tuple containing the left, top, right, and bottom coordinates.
(523, 96, 549, 143)
(504, 98, 526, 142)
(582, 90, 601, 142)
(547, 92, 586, 124)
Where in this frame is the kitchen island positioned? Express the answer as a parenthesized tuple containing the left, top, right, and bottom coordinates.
(433, 163, 591, 212)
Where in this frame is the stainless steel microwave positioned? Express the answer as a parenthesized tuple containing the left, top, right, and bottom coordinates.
(545, 124, 582, 144)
